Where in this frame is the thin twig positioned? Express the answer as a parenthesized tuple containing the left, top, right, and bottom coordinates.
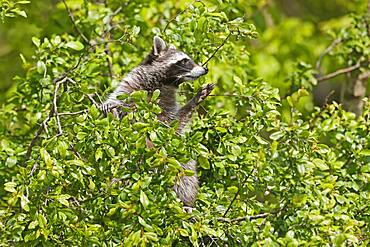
(223, 169, 255, 217)
(69, 144, 87, 162)
(59, 109, 88, 116)
(29, 163, 38, 176)
(24, 56, 85, 164)
(315, 38, 341, 72)
(324, 90, 335, 106)
(202, 32, 232, 66)
(101, 6, 123, 38)
(208, 94, 252, 99)
(25, 76, 66, 162)
(25, 110, 54, 162)
(316, 62, 361, 82)
(217, 213, 270, 222)
(53, 78, 67, 136)
(86, 94, 100, 108)
(102, 7, 122, 81)
(105, 46, 114, 80)
(163, 0, 201, 33)
(61, 0, 89, 43)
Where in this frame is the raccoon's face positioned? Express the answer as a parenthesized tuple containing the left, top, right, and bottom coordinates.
(142, 36, 208, 86)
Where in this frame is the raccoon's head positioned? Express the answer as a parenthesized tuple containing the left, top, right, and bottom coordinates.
(141, 36, 208, 87)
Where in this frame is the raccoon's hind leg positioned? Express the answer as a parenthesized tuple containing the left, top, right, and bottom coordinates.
(174, 84, 214, 211)
(173, 160, 199, 210)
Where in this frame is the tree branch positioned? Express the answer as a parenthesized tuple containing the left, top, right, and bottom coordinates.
(59, 109, 88, 116)
(315, 38, 341, 72)
(316, 62, 361, 82)
(24, 55, 85, 164)
(202, 32, 232, 66)
(53, 78, 67, 136)
(61, 0, 89, 43)
(223, 169, 255, 217)
(218, 212, 270, 222)
(163, 0, 202, 33)
(102, 7, 122, 81)
(25, 110, 53, 162)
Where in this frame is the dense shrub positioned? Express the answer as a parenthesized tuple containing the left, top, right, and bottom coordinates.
(0, 0, 369, 246)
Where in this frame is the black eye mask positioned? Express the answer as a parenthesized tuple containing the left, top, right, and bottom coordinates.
(176, 58, 195, 71)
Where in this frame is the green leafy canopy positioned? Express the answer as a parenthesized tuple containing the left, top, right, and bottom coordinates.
(0, 0, 369, 246)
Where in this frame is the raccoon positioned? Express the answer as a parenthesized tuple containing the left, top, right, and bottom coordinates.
(100, 36, 214, 208)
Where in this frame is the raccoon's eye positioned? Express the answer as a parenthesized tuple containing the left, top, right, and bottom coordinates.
(178, 58, 190, 66)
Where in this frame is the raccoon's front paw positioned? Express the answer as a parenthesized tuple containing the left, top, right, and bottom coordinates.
(195, 83, 215, 105)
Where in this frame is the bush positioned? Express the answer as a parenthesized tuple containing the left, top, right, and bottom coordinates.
(0, 0, 369, 246)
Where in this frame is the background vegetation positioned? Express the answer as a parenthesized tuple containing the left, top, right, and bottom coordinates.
(0, 0, 369, 246)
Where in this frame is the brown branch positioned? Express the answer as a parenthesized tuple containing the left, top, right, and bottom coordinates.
(86, 93, 100, 108)
(69, 144, 87, 162)
(24, 75, 67, 162)
(61, 0, 89, 43)
(59, 109, 88, 116)
(29, 163, 38, 176)
(163, 0, 202, 33)
(218, 213, 270, 222)
(208, 94, 252, 99)
(53, 78, 67, 136)
(316, 62, 361, 82)
(25, 106, 53, 162)
(323, 90, 335, 106)
(101, 7, 123, 81)
(223, 169, 255, 218)
(202, 32, 232, 66)
(101, 7, 123, 38)
(105, 46, 114, 80)
(315, 38, 342, 72)
(24, 56, 85, 164)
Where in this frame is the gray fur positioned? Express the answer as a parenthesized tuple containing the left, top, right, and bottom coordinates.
(173, 160, 199, 206)
(100, 36, 214, 207)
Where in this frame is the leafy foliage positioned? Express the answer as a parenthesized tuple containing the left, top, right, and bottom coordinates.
(0, 0, 369, 246)
(0, 0, 29, 22)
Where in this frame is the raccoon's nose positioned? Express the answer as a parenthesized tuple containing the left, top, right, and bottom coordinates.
(203, 67, 208, 74)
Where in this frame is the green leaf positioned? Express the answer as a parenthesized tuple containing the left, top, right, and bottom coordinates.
(151, 89, 160, 101)
(95, 148, 103, 161)
(359, 149, 370, 156)
(107, 207, 118, 216)
(36, 61, 46, 74)
(32, 37, 40, 47)
(138, 216, 153, 231)
(40, 148, 53, 168)
(28, 220, 39, 230)
(57, 194, 71, 207)
(38, 213, 47, 228)
(231, 145, 241, 156)
(4, 182, 17, 193)
(184, 169, 195, 176)
(198, 156, 210, 169)
(140, 190, 149, 208)
(255, 136, 268, 145)
(270, 131, 284, 140)
(57, 141, 68, 158)
(66, 41, 84, 51)
(312, 158, 329, 171)
(20, 194, 30, 211)
(5, 156, 17, 167)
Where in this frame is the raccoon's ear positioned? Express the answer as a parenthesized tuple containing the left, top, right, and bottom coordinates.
(153, 36, 167, 55)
